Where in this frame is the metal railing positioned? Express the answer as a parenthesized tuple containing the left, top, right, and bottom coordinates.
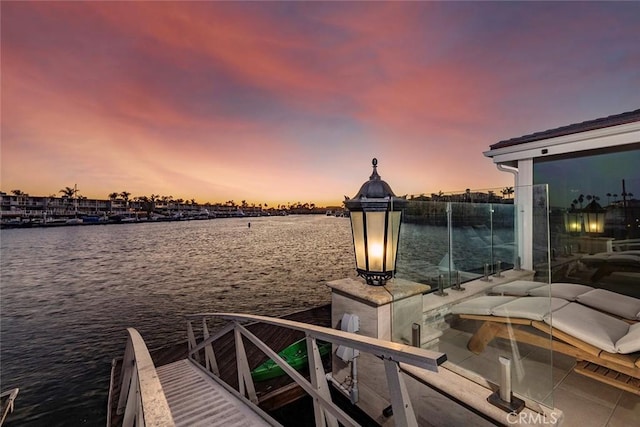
(185, 312, 447, 427)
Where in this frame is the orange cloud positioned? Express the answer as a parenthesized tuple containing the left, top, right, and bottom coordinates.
(2, 2, 638, 205)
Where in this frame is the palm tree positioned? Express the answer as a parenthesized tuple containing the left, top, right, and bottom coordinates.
(60, 186, 76, 198)
(137, 196, 155, 216)
(501, 187, 514, 199)
(119, 191, 131, 207)
(60, 185, 78, 214)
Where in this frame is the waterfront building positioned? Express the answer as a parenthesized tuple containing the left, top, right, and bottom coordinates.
(0, 193, 269, 224)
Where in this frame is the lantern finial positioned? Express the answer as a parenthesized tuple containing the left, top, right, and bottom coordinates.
(370, 158, 380, 180)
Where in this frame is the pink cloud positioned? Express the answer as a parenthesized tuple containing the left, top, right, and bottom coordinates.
(2, 2, 638, 204)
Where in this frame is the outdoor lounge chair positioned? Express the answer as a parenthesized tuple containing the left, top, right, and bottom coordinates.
(450, 296, 640, 395)
(490, 280, 640, 321)
(579, 250, 640, 282)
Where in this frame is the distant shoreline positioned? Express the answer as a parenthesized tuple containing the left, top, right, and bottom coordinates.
(0, 211, 347, 230)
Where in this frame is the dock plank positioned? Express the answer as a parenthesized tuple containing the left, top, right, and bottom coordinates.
(157, 359, 278, 426)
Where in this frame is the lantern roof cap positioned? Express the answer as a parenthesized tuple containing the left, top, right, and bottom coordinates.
(351, 158, 397, 199)
(583, 199, 605, 212)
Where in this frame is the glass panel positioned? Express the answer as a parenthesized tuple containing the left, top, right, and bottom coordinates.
(395, 194, 517, 290)
(365, 211, 386, 272)
(387, 211, 402, 271)
(350, 212, 366, 270)
(535, 145, 640, 297)
(395, 200, 449, 287)
(390, 185, 554, 408)
(450, 202, 494, 283)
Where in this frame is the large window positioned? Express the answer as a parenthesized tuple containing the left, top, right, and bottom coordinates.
(534, 144, 640, 239)
(534, 144, 640, 297)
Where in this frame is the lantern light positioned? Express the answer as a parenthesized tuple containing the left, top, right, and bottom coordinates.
(583, 200, 606, 234)
(345, 158, 406, 286)
(564, 209, 583, 234)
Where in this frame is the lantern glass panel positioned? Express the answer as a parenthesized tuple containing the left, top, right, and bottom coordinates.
(585, 212, 604, 234)
(386, 210, 402, 270)
(365, 211, 386, 272)
(350, 212, 366, 270)
(565, 212, 582, 233)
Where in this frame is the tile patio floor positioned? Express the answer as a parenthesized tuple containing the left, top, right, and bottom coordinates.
(424, 321, 640, 427)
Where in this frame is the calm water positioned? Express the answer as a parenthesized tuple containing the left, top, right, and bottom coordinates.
(0, 214, 510, 426)
(0, 215, 355, 426)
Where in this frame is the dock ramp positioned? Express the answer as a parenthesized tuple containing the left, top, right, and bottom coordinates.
(109, 313, 446, 427)
(109, 327, 280, 426)
(157, 359, 278, 426)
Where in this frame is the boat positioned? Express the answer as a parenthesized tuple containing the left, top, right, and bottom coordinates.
(0, 388, 19, 427)
(250, 338, 332, 382)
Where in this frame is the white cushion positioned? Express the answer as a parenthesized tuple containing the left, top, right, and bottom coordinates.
(606, 254, 640, 265)
(450, 296, 516, 316)
(491, 280, 545, 296)
(545, 303, 630, 353)
(581, 252, 640, 265)
(528, 283, 594, 301)
(576, 289, 640, 320)
(491, 297, 569, 321)
(616, 323, 640, 354)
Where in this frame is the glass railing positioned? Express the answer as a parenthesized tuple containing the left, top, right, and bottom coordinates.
(395, 198, 518, 290)
(389, 184, 555, 408)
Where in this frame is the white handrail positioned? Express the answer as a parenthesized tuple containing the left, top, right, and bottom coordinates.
(116, 328, 175, 427)
(611, 238, 640, 251)
(185, 312, 447, 427)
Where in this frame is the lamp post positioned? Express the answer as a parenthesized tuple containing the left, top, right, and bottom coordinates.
(345, 158, 406, 286)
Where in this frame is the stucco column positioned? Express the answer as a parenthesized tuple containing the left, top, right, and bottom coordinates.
(326, 277, 430, 422)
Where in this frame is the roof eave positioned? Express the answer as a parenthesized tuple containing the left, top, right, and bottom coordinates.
(484, 121, 640, 164)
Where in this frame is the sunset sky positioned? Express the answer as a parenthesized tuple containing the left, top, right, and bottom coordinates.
(2, 2, 639, 206)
